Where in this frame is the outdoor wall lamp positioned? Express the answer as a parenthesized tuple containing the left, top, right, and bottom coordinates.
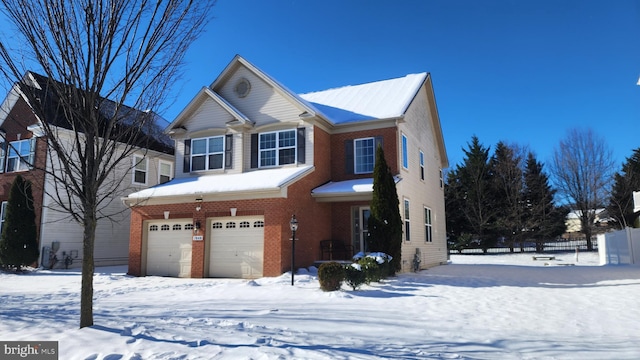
(195, 197, 203, 212)
(194, 220, 201, 234)
(290, 214, 298, 286)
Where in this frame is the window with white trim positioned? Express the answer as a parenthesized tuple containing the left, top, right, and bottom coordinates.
(401, 134, 408, 169)
(159, 160, 173, 184)
(191, 136, 225, 171)
(0, 201, 6, 234)
(259, 130, 296, 167)
(132, 155, 148, 185)
(6, 139, 35, 172)
(419, 150, 425, 180)
(354, 137, 375, 174)
(404, 198, 410, 241)
(440, 168, 444, 188)
(424, 207, 433, 242)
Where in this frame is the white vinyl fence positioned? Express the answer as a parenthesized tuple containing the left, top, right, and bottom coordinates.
(597, 228, 640, 265)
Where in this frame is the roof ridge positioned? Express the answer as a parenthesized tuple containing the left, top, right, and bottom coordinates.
(299, 72, 427, 96)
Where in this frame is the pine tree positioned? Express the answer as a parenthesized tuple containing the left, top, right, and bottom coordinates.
(455, 136, 496, 252)
(606, 148, 640, 228)
(0, 175, 39, 270)
(368, 144, 402, 274)
(489, 142, 524, 252)
(523, 153, 567, 252)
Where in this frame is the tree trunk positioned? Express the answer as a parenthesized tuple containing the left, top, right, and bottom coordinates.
(80, 214, 96, 328)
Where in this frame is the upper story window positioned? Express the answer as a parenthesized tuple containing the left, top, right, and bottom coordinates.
(132, 155, 148, 185)
(3, 138, 35, 173)
(191, 136, 224, 171)
(440, 169, 444, 188)
(401, 134, 408, 169)
(259, 129, 296, 167)
(419, 150, 425, 180)
(344, 136, 382, 175)
(354, 137, 375, 174)
(183, 134, 232, 174)
(159, 160, 173, 184)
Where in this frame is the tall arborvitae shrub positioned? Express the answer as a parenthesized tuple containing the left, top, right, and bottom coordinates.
(368, 145, 402, 275)
(0, 175, 39, 270)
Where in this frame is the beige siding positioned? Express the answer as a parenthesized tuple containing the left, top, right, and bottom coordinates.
(218, 67, 305, 127)
(396, 85, 448, 271)
(39, 129, 174, 268)
(187, 97, 235, 133)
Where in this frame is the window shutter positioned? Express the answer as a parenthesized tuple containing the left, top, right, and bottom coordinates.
(27, 138, 36, 169)
(345, 139, 354, 174)
(297, 128, 305, 164)
(225, 134, 233, 168)
(183, 139, 191, 173)
(250, 133, 258, 169)
(0, 139, 5, 173)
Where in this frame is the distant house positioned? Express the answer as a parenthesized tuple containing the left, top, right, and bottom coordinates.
(0, 72, 174, 268)
(565, 208, 613, 234)
(124, 55, 449, 278)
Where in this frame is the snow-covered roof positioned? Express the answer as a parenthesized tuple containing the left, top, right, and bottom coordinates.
(312, 178, 375, 197)
(311, 176, 401, 200)
(127, 166, 314, 201)
(299, 73, 427, 124)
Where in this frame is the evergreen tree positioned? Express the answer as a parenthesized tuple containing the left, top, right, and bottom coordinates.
(489, 142, 525, 252)
(0, 175, 39, 270)
(606, 148, 640, 228)
(455, 136, 496, 252)
(445, 168, 473, 251)
(368, 144, 402, 274)
(523, 153, 567, 252)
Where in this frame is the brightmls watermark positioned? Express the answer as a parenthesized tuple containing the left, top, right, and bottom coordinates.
(1, 341, 58, 359)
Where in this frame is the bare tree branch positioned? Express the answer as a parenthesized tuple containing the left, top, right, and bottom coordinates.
(0, 0, 212, 328)
(550, 128, 616, 250)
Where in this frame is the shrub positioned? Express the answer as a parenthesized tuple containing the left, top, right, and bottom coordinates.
(318, 262, 345, 292)
(358, 257, 382, 283)
(344, 264, 366, 291)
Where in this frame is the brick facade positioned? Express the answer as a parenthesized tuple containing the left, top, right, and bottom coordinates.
(0, 96, 48, 260)
(129, 126, 335, 278)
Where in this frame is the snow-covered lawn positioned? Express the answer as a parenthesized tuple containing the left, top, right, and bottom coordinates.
(1, 252, 639, 359)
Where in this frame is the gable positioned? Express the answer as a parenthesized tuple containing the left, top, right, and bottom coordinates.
(213, 64, 310, 129)
(401, 76, 448, 169)
(185, 96, 236, 135)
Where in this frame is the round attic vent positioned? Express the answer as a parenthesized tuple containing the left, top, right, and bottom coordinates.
(234, 78, 251, 98)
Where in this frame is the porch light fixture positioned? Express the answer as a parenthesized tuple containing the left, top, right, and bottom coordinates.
(195, 197, 203, 212)
(194, 220, 201, 234)
(290, 214, 298, 286)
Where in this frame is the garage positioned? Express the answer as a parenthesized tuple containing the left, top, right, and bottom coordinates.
(146, 219, 193, 277)
(209, 216, 264, 278)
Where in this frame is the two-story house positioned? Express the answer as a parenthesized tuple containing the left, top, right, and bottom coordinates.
(0, 72, 174, 268)
(124, 55, 448, 278)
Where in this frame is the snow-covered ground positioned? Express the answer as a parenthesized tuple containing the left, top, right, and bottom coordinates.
(1, 252, 639, 359)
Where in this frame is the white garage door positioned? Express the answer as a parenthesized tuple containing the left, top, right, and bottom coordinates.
(209, 216, 264, 278)
(146, 219, 193, 277)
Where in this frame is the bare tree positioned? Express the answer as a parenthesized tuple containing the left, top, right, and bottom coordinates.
(0, 0, 211, 328)
(550, 128, 616, 250)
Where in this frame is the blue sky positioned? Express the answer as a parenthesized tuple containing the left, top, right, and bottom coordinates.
(167, 0, 640, 170)
(0, 1, 637, 170)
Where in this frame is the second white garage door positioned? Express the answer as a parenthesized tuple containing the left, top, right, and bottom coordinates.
(209, 216, 264, 278)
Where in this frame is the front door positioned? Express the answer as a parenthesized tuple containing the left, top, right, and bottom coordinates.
(353, 207, 371, 254)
